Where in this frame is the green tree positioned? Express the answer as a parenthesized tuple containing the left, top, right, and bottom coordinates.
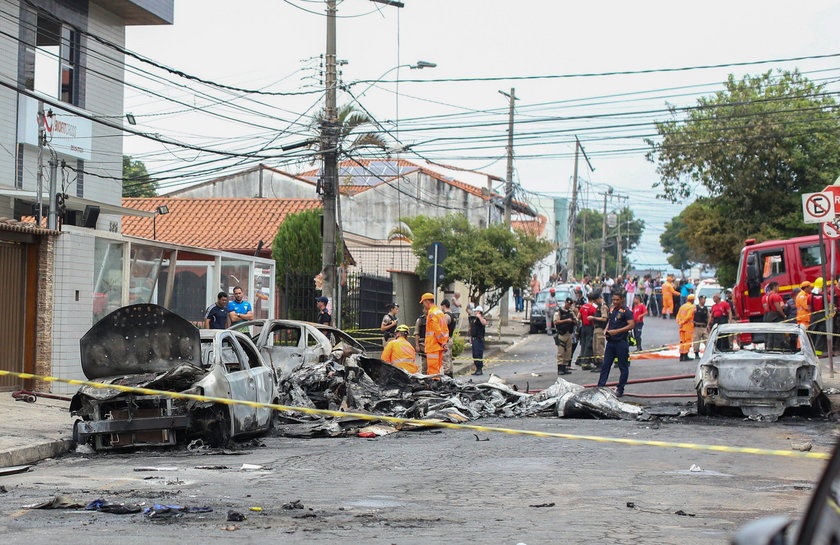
(122, 155, 158, 197)
(573, 207, 644, 277)
(397, 214, 553, 308)
(272, 208, 323, 276)
(311, 103, 388, 156)
(659, 213, 699, 272)
(647, 70, 840, 282)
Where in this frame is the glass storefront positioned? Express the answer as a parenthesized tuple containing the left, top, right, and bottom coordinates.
(93, 238, 123, 323)
(129, 244, 165, 305)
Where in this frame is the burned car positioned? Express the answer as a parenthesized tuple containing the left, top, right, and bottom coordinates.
(694, 322, 826, 419)
(71, 305, 277, 450)
(229, 319, 365, 378)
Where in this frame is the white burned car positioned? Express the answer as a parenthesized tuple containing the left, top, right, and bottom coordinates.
(694, 322, 827, 420)
(71, 304, 277, 450)
(230, 319, 366, 378)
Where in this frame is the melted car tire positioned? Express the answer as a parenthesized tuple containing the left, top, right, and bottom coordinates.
(202, 407, 232, 448)
(696, 392, 713, 416)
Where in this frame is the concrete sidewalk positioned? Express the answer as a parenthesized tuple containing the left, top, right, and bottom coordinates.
(0, 393, 73, 468)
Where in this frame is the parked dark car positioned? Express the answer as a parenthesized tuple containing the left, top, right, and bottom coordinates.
(529, 286, 573, 334)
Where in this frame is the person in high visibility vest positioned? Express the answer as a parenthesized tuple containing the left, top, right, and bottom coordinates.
(381, 324, 418, 374)
(796, 281, 813, 327)
(676, 294, 696, 361)
(420, 292, 449, 377)
(661, 276, 677, 319)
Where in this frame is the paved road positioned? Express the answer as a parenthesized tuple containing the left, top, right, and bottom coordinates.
(2, 316, 839, 544)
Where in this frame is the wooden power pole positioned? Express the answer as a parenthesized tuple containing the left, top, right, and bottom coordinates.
(499, 87, 517, 326)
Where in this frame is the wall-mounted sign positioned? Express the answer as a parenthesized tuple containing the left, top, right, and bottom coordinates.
(17, 95, 93, 161)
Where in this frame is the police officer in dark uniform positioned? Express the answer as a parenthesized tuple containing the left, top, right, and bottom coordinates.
(315, 296, 331, 325)
(596, 293, 635, 397)
(554, 298, 578, 375)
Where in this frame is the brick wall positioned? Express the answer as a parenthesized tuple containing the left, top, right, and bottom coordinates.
(33, 232, 56, 391)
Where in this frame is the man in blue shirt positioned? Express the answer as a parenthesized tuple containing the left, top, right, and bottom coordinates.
(227, 286, 253, 326)
(204, 292, 230, 329)
(679, 279, 695, 306)
(597, 293, 635, 397)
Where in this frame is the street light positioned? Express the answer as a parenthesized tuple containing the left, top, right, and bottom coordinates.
(153, 204, 169, 240)
(356, 61, 437, 99)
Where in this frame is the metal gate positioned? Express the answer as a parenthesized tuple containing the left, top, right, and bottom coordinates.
(357, 274, 393, 331)
(0, 241, 26, 390)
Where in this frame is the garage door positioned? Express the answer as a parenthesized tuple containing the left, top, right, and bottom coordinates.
(0, 241, 26, 390)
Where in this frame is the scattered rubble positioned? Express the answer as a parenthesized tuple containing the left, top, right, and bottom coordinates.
(227, 510, 246, 522)
(273, 355, 650, 437)
(282, 500, 305, 510)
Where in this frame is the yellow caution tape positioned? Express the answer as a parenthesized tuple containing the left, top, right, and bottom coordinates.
(0, 368, 829, 460)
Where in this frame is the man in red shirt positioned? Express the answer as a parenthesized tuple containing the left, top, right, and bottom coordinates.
(577, 295, 598, 370)
(764, 282, 785, 350)
(631, 294, 647, 351)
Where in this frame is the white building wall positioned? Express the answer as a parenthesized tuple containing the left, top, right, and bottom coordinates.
(0, 1, 19, 193)
(82, 2, 125, 207)
(167, 168, 317, 199)
(51, 230, 95, 394)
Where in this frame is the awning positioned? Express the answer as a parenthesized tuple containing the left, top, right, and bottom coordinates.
(0, 188, 155, 218)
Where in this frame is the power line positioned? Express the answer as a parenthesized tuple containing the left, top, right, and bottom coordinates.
(351, 51, 840, 85)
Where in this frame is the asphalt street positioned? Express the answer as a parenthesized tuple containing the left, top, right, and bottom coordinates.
(1, 317, 838, 544)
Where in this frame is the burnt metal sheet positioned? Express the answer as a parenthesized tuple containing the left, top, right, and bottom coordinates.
(80, 304, 201, 379)
(76, 415, 191, 435)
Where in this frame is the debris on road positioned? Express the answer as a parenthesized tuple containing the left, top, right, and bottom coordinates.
(791, 441, 813, 452)
(24, 495, 84, 509)
(528, 502, 555, 508)
(0, 465, 31, 476)
(689, 464, 703, 472)
(274, 356, 650, 436)
(282, 500, 304, 510)
(85, 499, 141, 514)
(134, 466, 178, 472)
(194, 465, 229, 470)
(473, 434, 489, 441)
(144, 504, 213, 519)
(220, 524, 240, 531)
(675, 509, 696, 517)
(239, 463, 264, 471)
(227, 510, 246, 522)
(0, 485, 7, 494)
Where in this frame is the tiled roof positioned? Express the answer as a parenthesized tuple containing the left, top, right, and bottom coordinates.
(122, 198, 322, 250)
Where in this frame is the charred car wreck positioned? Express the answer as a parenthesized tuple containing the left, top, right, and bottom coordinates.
(71, 305, 277, 450)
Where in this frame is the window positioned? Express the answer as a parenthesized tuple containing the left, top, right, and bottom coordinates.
(306, 333, 320, 348)
(239, 339, 262, 368)
(221, 338, 244, 373)
(760, 250, 785, 280)
(800, 245, 823, 269)
(23, 12, 80, 105)
(270, 325, 301, 347)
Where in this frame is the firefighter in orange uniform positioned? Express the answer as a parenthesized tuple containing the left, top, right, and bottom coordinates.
(420, 293, 449, 377)
(381, 324, 418, 373)
(676, 294, 696, 361)
(796, 281, 812, 327)
(661, 276, 677, 319)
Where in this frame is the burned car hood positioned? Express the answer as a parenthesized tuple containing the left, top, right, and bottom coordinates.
(80, 304, 201, 380)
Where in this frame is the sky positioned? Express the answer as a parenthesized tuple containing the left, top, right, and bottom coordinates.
(121, 0, 840, 272)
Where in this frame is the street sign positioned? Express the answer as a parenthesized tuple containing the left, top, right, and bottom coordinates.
(426, 242, 447, 263)
(606, 213, 617, 228)
(822, 185, 840, 216)
(802, 192, 834, 224)
(823, 221, 840, 240)
(427, 264, 446, 283)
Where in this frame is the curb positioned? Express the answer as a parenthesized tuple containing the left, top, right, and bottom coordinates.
(0, 439, 72, 468)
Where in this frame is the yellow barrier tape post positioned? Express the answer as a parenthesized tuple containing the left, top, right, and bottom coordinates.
(0, 369, 829, 461)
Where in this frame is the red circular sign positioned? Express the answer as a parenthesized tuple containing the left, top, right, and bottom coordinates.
(822, 221, 840, 239)
(807, 193, 832, 220)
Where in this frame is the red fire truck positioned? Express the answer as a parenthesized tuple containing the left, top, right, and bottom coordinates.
(733, 235, 840, 321)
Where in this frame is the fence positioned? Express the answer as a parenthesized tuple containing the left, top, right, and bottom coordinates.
(280, 269, 393, 342)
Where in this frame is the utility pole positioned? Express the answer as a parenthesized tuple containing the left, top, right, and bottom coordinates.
(599, 188, 611, 277)
(565, 136, 594, 281)
(35, 101, 45, 226)
(499, 87, 517, 326)
(320, 0, 339, 315)
(47, 158, 57, 230)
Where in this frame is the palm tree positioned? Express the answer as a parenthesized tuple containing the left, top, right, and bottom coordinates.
(311, 104, 388, 153)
